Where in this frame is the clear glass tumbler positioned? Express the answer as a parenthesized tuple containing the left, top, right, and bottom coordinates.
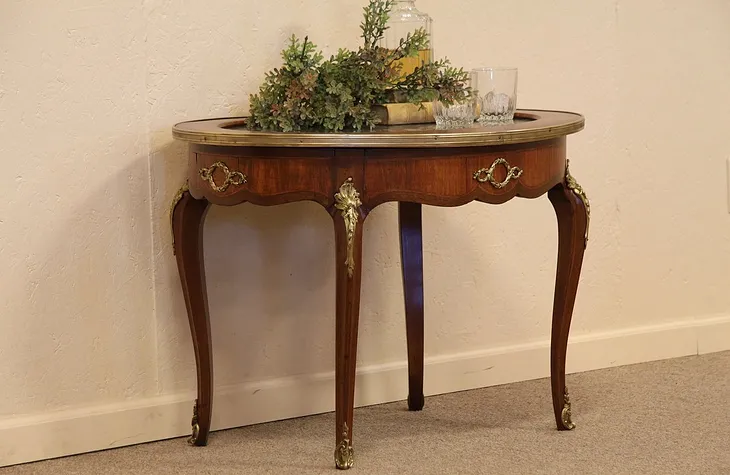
(432, 96, 477, 129)
(470, 68, 518, 123)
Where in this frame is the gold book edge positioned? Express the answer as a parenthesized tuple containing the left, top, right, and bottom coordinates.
(372, 102, 434, 125)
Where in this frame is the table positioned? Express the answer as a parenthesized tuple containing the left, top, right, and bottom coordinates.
(171, 110, 588, 469)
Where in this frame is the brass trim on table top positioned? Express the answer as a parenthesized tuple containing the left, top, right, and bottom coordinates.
(172, 110, 584, 148)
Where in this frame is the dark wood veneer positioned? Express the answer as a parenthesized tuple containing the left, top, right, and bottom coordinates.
(172, 112, 587, 469)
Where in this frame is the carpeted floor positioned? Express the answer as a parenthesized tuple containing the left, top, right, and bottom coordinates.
(3, 352, 729, 475)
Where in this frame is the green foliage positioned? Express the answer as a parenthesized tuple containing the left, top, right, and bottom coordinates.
(361, 0, 392, 49)
(249, 0, 471, 132)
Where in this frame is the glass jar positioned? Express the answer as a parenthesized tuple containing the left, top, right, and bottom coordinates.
(382, 0, 433, 77)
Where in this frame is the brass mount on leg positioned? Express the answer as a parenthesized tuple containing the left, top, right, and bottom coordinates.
(334, 178, 362, 278)
(565, 160, 590, 248)
(561, 387, 576, 430)
(334, 422, 354, 469)
(170, 181, 189, 254)
(188, 399, 201, 445)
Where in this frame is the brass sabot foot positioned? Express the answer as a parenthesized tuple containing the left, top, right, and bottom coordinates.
(188, 399, 202, 445)
(561, 387, 576, 430)
(334, 423, 354, 469)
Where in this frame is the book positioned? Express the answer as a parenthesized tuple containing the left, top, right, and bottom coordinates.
(372, 102, 434, 125)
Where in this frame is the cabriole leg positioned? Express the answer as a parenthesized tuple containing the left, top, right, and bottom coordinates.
(547, 162, 589, 431)
(172, 188, 213, 445)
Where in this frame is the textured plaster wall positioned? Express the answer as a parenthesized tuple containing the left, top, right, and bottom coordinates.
(1, 0, 730, 427)
(0, 1, 156, 416)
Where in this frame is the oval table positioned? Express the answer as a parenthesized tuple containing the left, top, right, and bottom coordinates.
(171, 110, 588, 470)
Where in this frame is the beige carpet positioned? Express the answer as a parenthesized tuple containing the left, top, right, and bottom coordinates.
(3, 352, 729, 475)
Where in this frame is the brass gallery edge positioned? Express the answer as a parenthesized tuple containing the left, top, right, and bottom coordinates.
(172, 110, 585, 148)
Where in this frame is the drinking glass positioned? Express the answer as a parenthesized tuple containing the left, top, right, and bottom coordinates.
(470, 68, 518, 123)
(432, 96, 477, 129)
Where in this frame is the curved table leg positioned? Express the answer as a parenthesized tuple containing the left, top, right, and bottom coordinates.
(398, 202, 425, 411)
(548, 166, 589, 431)
(172, 190, 213, 446)
(332, 178, 364, 470)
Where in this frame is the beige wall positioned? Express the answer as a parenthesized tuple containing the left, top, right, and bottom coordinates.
(2, 0, 730, 466)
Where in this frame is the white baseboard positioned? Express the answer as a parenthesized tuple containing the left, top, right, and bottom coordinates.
(2, 314, 729, 467)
